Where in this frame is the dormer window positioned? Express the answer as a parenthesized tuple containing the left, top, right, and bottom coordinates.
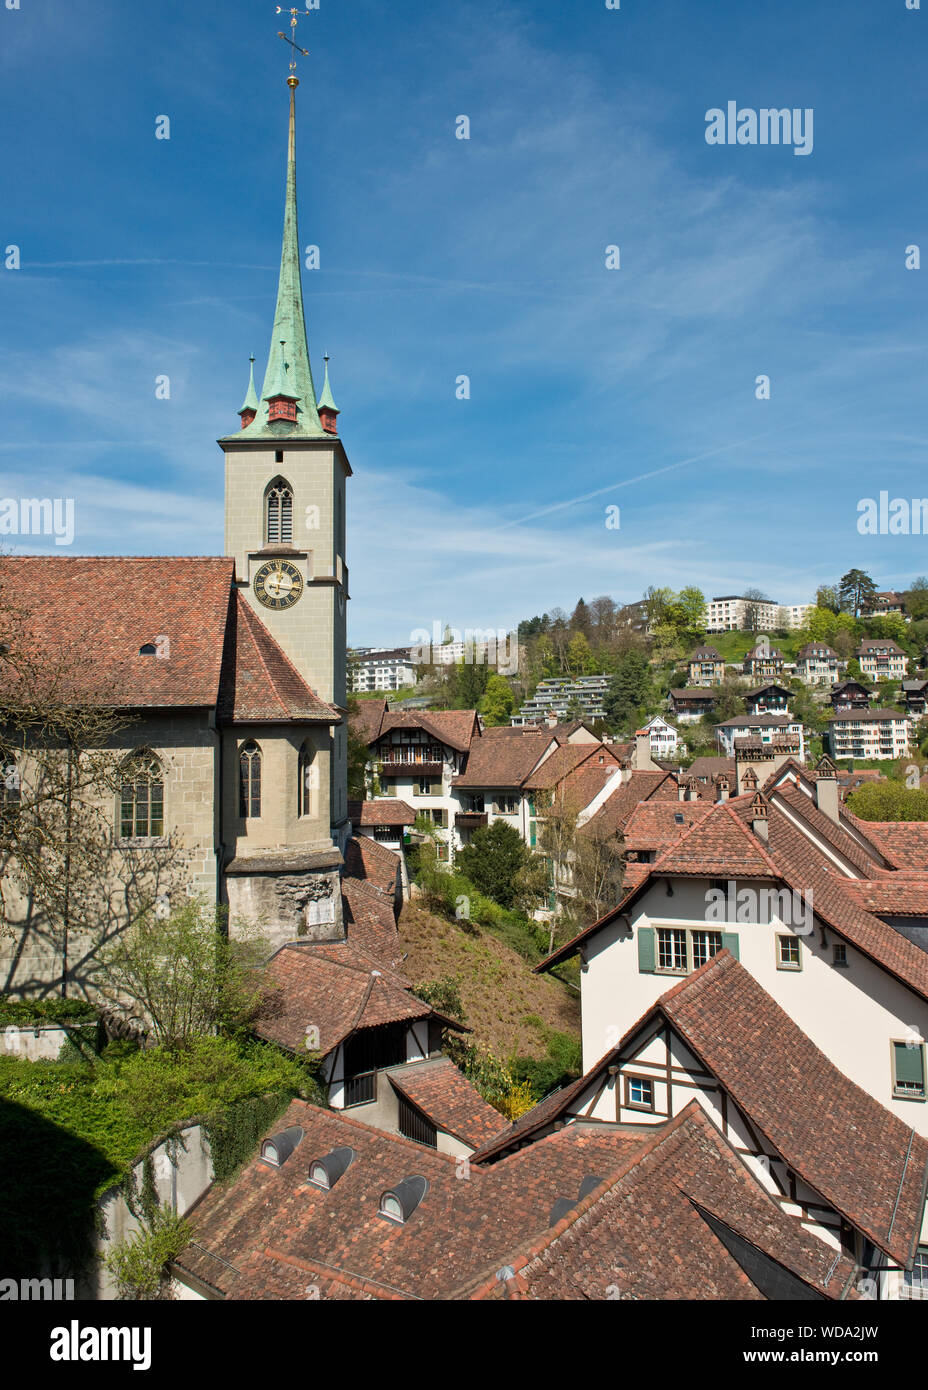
(379, 1175, 429, 1224)
(260, 1125, 305, 1167)
(139, 643, 157, 656)
(308, 1146, 356, 1190)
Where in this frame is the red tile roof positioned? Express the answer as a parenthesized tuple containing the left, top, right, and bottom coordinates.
(342, 835, 401, 896)
(349, 698, 388, 744)
(253, 942, 428, 1057)
(656, 953, 928, 1266)
(1, 555, 234, 708)
(580, 771, 677, 840)
(174, 1093, 857, 1300)
(341, 878, 402, 964)
(388, 1057, 505, 1149)
(477, 1104, 859, 1301)
(347, 799, 416, 827)
(452, 728, 552, 788)
(0, 555, 337, 723)
(622, 800, 709, 853)
(219, 592, 338, 723)
(377, 709, 479, 752)
(857, 822, 928, 870)
(491, 953, 928, 1269)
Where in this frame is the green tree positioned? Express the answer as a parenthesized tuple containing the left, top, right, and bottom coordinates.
(677, 586, 707, 634)
(99, 898, 272, 1049)
(456, 820, 530, 909)
(815, 584, 841, 614)
(480, 674, 515, 727)
(603, 650, 652, 731)
(846, 781, 928, 821)
(904, 578, 928, 623)
(565, 631, 594, 676)
(839, 569, 877, 618)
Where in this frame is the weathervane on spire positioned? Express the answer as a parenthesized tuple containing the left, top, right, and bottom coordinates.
(276, 7, 311, 79)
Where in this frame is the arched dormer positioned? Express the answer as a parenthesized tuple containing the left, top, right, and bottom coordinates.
(265, 478, 293, 546)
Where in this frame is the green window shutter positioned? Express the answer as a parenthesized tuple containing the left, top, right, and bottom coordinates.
(637, 926, 656, 974)
(720, 932, 740, 961)
(895, 1042, 925, 1086)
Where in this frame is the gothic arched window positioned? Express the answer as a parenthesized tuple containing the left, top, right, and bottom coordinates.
(298, 742, 315, 818)
(240, 741, 262, 819)
(120, 752, 164, 838)
(266, 479, 293, 545)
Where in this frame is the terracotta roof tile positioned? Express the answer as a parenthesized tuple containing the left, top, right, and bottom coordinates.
(347, 799, 416, 827)
(218, 592, 338, 723)
(388, 1057, 505, 1148)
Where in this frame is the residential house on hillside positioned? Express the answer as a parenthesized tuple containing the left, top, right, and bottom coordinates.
(901, 680, 928, 720)
(794, 642, 840, 685)
(349, 648, 418, 694)
(669, 688, 717, 723)
(715, 714, 805, 760)
(640, 714, 681, 759)
(743, 683, 791, 717)
(830, 679, 873, 713)
(827, 709, 911, 762)
(687, 647, 725, 686)
(364, 709, 480, 863)
(511, 675, 610, 726)
(862, 591, 907, 618)
(500, 950, 928, 1298)
(537, 759, 928, 1146)
(742, 645, 785, 680)
(857, 639, 909, 681)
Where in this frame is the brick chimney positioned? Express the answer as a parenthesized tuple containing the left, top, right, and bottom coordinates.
(750, 791, 769, 842)
(814, 754, 840, 823)
(716, 774, 730, 803)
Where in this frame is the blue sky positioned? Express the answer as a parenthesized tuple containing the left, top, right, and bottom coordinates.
(1, 0, 926, 646)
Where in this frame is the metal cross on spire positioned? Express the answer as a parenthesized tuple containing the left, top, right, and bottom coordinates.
(276, 7, 311, 75)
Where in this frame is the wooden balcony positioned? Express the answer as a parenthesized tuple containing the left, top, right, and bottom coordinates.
(379, 761, 444, 779)
(455, 811, 488, 829)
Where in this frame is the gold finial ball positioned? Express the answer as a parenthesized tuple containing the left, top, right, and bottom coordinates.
(287, 75, 300, 89)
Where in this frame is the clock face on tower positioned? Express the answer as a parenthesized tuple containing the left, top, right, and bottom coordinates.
(253, 559, 304, 610)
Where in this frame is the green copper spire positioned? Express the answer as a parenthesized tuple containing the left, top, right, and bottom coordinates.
(231, 77, 324, 440)
(238, 355, 259, 417)
(318, 353, 339, 414)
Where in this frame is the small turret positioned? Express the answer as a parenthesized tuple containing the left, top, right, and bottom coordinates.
(318, 353, 340, 435)
(264, 340, 299, 423)
(237, 355, 259, 429)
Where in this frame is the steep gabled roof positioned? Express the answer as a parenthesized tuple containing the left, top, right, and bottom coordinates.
(452, 728, 552, 788)
(474, 1104, 859, 1302)
(484, 953, 928, 1269)
(657, 953, 928, 1267)
(253, 941, 440, 1057)
(219, 591, 339, 722)
(376, 709, 478, 752)
(579, 771, 677, 840)
(388, 1057, 504, 1149)
(347, 799, 416, 827)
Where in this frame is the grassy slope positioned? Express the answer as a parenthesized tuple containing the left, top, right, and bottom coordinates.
(397, 903, 579, 1061)
(707, 629, 808, 662)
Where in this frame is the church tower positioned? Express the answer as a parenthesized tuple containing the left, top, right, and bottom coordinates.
(220, 72, 350, 847)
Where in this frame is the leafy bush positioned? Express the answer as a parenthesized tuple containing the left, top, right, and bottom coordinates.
(105, 1207, 191, 1300)
(0, 996, 97, 1025)
(414, 976, 466, 1023)
(456, 820, 531, 909)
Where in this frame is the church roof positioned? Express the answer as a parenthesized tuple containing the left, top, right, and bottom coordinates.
(0, 555, 234, 709)
(0, 555, 337, 724)
(218, 591, 338, 723)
